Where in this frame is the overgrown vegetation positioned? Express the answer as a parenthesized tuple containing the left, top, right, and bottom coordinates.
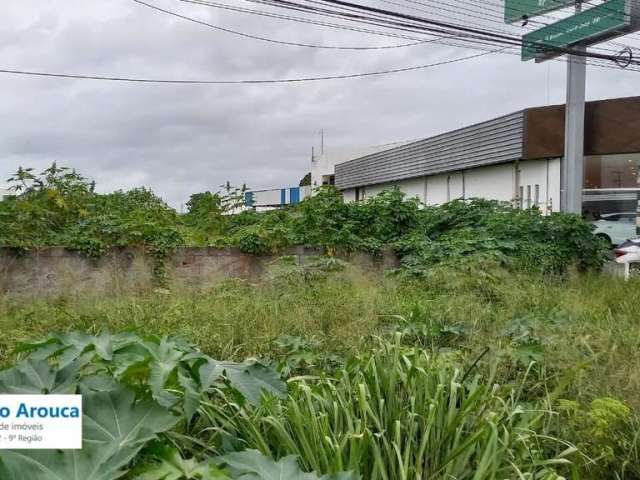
(0, 164, 608, 279)
(1, 164, 634, 478)
(1, 262, 640, 478)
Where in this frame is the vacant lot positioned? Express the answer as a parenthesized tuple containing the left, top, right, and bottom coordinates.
(1, 166, 637, 479)
(1, 261, 640, 479)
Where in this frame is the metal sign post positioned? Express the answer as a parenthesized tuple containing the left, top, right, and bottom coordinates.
(521, 0, 633, 61)
(562, 37, 586, 214)
(515, 0, 640, 214)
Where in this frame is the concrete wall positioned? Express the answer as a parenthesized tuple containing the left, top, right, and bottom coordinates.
(0, 247, 399, 298)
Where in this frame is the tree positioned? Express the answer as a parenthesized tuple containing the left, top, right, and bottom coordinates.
(299, 172, 311, 187)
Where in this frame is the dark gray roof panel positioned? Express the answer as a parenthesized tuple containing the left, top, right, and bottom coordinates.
(335, 111, 524, 189)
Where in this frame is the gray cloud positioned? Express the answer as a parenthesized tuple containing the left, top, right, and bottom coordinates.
(2, 0, 639, 207)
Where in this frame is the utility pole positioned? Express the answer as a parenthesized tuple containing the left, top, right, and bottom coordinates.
(561, 2, 586, 215)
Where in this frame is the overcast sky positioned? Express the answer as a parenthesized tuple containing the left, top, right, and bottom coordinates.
(2, 0, 639, 208)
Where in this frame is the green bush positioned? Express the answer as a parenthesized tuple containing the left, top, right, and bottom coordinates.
(0, 165, 608, 275)
(557, 397, 640, 479)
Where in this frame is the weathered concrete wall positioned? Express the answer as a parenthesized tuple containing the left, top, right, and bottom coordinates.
(0, 247, 399, 298)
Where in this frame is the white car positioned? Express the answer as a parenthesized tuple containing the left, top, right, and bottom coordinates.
(591, 212, 637, 246)
(614, 238, 640, 279)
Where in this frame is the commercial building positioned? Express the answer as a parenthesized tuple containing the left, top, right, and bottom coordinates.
(244, 185, 311, 211)
(329, 97, 640, 230)
(311, 140, 414, 188)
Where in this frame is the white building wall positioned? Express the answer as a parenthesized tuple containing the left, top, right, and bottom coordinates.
(339, 158, 562, 215)
(547, 158, 561, 213)
(517, 158, 561, 214)
(253, 189, 282, 206)
(448, 172, 464, 200)
(464, 163, 515, 202)
(342, 188, 356, 203)
(300, 185, 312, 201)
(360, 182, 387, 198)
(401, 177, 427, 202)
(359, 177, 425, 202)
(426, 174, 448, 205)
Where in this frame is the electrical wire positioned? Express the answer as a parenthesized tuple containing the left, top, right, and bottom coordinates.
(407, 0, 635, 51)
(131, 0, 435, 49)
(174, 0, 532, 55)
(4, 0, 640, 89)
(0, 48, 504, 84)
(176, 0, 639, 70)
(250, 0, 639, 65)
(175, 0, 443, 42)
(379, 0, 627, 54)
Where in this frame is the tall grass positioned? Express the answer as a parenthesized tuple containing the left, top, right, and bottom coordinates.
(197, 334, 573, 479)
(2, 262, 640, 477)
(2, 263, 640, 410)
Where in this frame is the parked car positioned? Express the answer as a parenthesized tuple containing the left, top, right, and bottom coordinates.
(614, 238, 640, 280)
(590, 212, 637, 246)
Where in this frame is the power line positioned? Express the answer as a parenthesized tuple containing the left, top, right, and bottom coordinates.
(298, 0, 640, 65)
(0, 49, 502, 85)
(4, 0, 638, 91)
(409, 0, 634, 52)
(379, 0, 626, 55)
(173, 0, 534, 58)
(185, 0, 525, 50)
(174, 0, 443, 42)
(181, 0, 637, 70)
(131, 0, 433, 49)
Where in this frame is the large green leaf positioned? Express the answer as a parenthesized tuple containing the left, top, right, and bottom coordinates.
(216, 450, 360, 480)
(134, 446, 227, 480)
(14, 332, 286, 415)
(142, 337, 185, 408)
(18, 331, 119, 367)
(0, 358, 80, 394)
(0, 386, 178, 480)
(210, 361, 286, 405)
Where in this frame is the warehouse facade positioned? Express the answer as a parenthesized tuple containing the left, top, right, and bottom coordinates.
(334, 96, 640, 220)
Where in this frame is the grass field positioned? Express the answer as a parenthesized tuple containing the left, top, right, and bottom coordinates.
(2, 260, 640, 478)
(2, 261, 640, 405)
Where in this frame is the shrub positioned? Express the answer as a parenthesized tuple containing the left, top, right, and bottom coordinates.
(557, 397, 640, 479)
(0, 166, 608, 276)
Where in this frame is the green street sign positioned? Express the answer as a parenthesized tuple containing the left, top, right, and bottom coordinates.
(505, 0, 575, 24)
(522, 0, 632, 61)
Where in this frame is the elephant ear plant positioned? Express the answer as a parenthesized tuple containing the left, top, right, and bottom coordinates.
(0, 331, 292, 480)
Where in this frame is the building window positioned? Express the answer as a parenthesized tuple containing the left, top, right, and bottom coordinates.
(321, 174, 335, 186)
(534, 184, 540, 207)
(583, 153, 640, 244)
